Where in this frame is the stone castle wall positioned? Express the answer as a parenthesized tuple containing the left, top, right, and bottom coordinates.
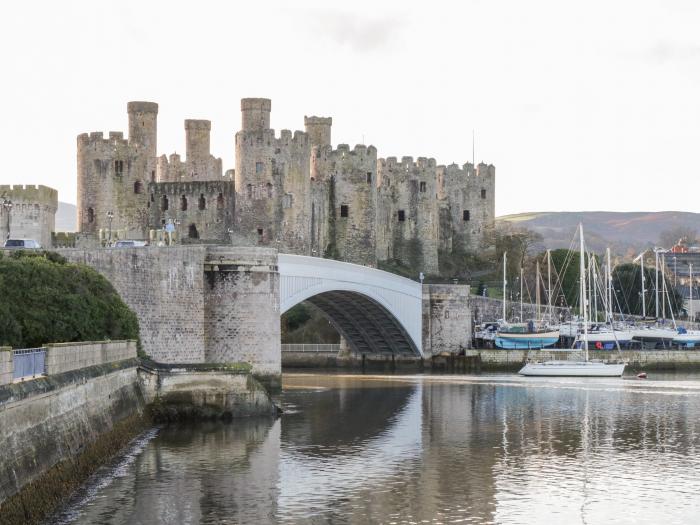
(0, 184, 57, 247)
(76, 99, 495, 273)
(147, 180, 234, 242)
(377, 157, 440, 274)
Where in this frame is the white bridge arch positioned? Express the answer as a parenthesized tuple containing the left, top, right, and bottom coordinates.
(278, 255, 424, 357)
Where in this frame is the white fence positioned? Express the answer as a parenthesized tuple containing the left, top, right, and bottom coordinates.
(281, 344, 341, 353)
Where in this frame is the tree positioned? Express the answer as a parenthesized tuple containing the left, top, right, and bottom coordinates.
(612, 263, 684, 318)
(659, 226, 697, 249)
(0, 251, 139, 348)
(482, 224, 544, 285)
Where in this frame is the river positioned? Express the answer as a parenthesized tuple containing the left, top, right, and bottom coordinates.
(49, 372, 700, 524)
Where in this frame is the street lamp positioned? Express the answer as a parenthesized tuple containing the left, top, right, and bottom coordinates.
(1, 198, 12, 241)
(106, 211, 114, 246)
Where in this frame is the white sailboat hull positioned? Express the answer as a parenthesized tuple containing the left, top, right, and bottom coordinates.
(518, 361, 626, 377)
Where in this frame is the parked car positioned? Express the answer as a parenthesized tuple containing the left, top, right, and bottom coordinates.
(113, 240, 148, 248)
(3, 239, 41, 249)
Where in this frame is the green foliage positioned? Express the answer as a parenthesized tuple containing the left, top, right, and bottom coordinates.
(284, 303, 312, 332)
(0, 251, 139, 348)
(612, 263, 684, 317)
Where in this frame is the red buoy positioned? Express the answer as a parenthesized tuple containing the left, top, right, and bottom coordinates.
(637, 372, 647, 379)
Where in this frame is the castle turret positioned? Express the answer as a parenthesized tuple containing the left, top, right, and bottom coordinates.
(127, 101, 158, 157)
(234, 98, 311, 254)
(240, 98, 271, 133)
(185, 119, 211, 164)
(304, 116, 332, 148)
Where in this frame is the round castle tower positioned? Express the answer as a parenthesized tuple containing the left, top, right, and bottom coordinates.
(77, 101, 157, 240)
(234, 98, 311, 254)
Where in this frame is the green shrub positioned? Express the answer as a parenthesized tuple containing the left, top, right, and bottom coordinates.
(0, 251, 139, 348)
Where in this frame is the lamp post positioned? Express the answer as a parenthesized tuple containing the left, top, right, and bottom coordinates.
(1, 198, 12, 241)
(106, 211, 114, 246)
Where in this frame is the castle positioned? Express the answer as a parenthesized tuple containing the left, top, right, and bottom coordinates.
(0, 185, 57, 248)
(77, 99, 495, 274)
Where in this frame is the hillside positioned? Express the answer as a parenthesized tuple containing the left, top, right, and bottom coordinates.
(56, 202, 76, 232)
(498, 211, 700, 256)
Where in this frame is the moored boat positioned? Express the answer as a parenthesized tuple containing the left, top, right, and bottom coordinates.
(519, 360, 626, 377)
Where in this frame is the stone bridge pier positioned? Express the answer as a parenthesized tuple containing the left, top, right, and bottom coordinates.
(60, 246, 471, 390)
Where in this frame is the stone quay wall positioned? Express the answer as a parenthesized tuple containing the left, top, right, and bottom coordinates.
(465, 348, 700, 371)
(424, 284, 472, 354)
(0, 360, 147, 523)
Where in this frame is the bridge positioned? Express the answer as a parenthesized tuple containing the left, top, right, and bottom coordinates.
(60, 246, 471, 386)
(279, 255, 423, 357)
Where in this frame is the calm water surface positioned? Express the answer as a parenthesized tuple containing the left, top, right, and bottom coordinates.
(51, 372, 700, 524)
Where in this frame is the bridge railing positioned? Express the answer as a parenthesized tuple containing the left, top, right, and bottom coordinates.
(281, 344, 341, 353)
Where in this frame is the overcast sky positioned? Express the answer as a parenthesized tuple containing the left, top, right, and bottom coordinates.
(1, 0, 698, 216)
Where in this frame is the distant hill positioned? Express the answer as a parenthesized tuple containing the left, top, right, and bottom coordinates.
(497, 211, 700, 256)
(56, 202, 76, 232)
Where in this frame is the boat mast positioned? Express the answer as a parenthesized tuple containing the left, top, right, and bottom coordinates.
(637, 251, 647, 319)
(502, 252, 507, 321)
(605, 246, 613, 324)
(547, 249, 552, 322)
(520, 266, 524, 322)
(592, 255, 598, 323)
(536, 260, 541, 321)
(655, 249, 660, 320)
(580, 224, 589, 361)
(661, 253, 666, 320)
(691, 263, 694, 322)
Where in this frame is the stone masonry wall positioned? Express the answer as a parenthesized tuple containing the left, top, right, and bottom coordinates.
(422, 284, 472, 355)
(315, 144, 378, 265)
(0, 363, 145, 507)
(0, 348, 11, 386)
(60, 246, 208, 363)
(147, 180, 234, 242)
(45, 340, 137, 375)
(203, 247, 281, 379)
(0, 185, 57, 247)
(233, 99, 312, 254)
(377, 157, 439, 274)
(469, 295, 570, 324)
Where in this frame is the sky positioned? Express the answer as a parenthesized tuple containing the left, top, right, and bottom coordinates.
(1, 0, 699, 216)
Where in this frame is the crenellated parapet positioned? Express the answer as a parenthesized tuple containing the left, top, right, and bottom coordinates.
(0, 185, 58, 247)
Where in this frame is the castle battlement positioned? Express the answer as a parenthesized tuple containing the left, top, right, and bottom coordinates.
(379, 156, 437, 171)
(76, 97, 495, 275)
(78, 131, 129, 148)
(0, 184, 58, 205)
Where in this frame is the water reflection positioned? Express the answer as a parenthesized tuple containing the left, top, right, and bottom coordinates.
(55, 373, 700, 525)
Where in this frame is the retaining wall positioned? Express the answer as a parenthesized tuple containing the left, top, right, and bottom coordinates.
(45, 340, 137, 375)
(0, 360, 146, 524)
(465, 348, 700, 371)
(0, 348, 12, 386)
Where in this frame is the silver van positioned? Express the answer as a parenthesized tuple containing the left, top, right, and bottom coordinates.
(3, 239, 41, 249)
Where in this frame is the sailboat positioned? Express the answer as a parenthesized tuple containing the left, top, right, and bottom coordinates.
(495, 253, 560, 349)
(519, 224, 626, 377)
(575, 247, 633, 350)
(631, 249, 677, 347)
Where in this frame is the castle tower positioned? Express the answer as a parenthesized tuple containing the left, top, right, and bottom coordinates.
(77, 101, 157, 240)
(304, 116, 332, 148)
(240, 98, 271, 133)
(376, 157, 439, 274)
(234, 98, 311, 254)
(127, 101, 158, 157)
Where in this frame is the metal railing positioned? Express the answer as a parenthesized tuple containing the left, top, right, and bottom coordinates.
(281, 344, 341, 353)
(13, 348, 46, 380)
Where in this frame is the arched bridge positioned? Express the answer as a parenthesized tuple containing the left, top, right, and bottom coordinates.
(59, 246, 470, 383)
(279, 255, 424, 357)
